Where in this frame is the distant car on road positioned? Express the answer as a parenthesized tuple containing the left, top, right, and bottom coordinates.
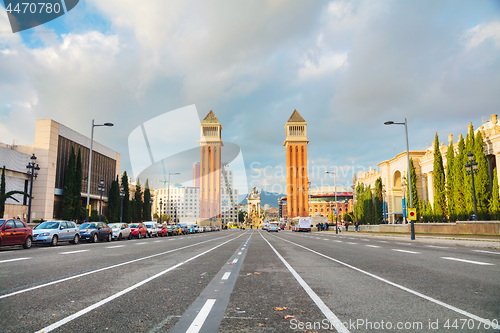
(108, 223, 131, 240)
(79, 222, 112, 243)
(33, 221, 80, 246)
(129, 223, 147, 239)
(0, 219, 33, 249)
(166, 225, 178, 236)
(158, 224, 169, 237)
(268, 224, 279, 232)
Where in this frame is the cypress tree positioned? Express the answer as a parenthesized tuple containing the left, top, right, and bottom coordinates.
(374, 178, 383, 224)
(473, 131, 490, 219)
(133, 178, 143, 222)
(107, 177, 120, 222)
(433, 133, 447, 220)
(489, 168, 500, 220)
(446, 140, 455, 221)
(464, 124, 475, 216)
(142, 179, 151, 221)
(407, 158, 420, 219)
(121, 172, 131, 223)
(453, 135, 467, 220)
(62, 147, 76, 220)
(73, 148, 83, 221)
(356, 183, 365, 223)
(363, 186, 374, 224)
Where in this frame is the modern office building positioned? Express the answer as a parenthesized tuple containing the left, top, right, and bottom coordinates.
(220, 163, 238, 225)
(0, 119, 120, 221)
(154, 186, 200, 222)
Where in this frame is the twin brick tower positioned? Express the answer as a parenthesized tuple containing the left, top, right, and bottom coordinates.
(197, 109, 309, 224)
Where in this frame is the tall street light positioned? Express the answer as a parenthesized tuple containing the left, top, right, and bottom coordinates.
(167, 171, 180, 223)
(26, 154, 40, 223)
(382, 184, 387, 223)
(465, 152, 479, 221)
(324, 171, 338, 234)
(86, 120, 113, 220)
(385, 118, 415, 240)
(401, 176, 407, 224)
(159, 199, 163, 224)
(120, 184, 125, 222)
(150, 197, 154, 221)
(98, 178, 105, 222)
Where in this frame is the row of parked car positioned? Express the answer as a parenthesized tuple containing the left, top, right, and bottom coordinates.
(0, 218, 221, 249)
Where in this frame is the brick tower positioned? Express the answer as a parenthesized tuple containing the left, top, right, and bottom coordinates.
(199, 110, 223, 225)
(284, 110, 309, 218)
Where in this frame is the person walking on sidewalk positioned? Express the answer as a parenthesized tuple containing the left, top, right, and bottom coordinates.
(345, 221, 349, 232)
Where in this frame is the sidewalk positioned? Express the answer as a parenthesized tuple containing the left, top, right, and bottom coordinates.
(319, 230, 500, 250)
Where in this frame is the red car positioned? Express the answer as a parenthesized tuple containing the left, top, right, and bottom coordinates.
(129, 223, 147, 239)
(0, 219, 32, 249)
(157, 225, 169, 237)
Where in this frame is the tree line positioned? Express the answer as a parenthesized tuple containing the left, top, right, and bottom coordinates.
(355, 123, 499, 223)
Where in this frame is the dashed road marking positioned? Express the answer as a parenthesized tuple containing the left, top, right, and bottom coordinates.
(221, 272, 231, 280)
(441, 257, 494, 266)
(392, 249, 420, 254)
(473, 250, 500, 255)
(0, 257, 31, 263)
(185, 299, 216, 333)
(106, 245, 125, 249)
(366, 245, 380, 248)
(59, 250, 90, 255)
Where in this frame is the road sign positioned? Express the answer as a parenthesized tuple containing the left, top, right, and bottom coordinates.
(408, 208, 416, 220)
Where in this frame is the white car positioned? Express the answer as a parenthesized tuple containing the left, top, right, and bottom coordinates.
(108, 223, 132, 240)
(268, 224, 279, 232)
(143, 221, 159, 237)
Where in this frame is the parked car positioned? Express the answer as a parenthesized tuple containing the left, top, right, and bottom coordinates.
(129, 223, 147, 239)
(33, 221, 80, 246)
(143, 222, 159, 237)
(79, 222, 112, 243)
(108, 223, 132, 240)
(157, 224, 169, 237)
(167, 225, 179, 236)
(213, 225, 220, 231)
(268, 224, 279, 232)
(0, 219, 33, 249)
(187, 224, 198, 234)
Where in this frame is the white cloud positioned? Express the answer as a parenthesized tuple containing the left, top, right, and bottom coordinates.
(298, 52, 348, 79)
(464, 21, 500, 49)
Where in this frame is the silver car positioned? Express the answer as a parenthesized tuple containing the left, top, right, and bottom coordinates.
(108, 223, 132, 240)
(33, 221, 80, 246)
(143, 222, 159, 237)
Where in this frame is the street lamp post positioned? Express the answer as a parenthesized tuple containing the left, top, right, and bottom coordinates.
(120, 184, 125, 222)
(324, 171, 338, 234)
(465, 152, 479, 221)
(150, 197, 154, 221)
(167, 171, 180, 223)
(159, 199, 163, 224)
(26, 154, 40, 223)
(385, 118, 415, 240)
(98, 178, 105, 222)
(382, 184, 387, 223)
(86, 120, 113, 220)
(402, 176, 407, 224)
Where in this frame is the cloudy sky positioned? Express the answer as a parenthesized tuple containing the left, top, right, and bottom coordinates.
(1, 0, 499, 195)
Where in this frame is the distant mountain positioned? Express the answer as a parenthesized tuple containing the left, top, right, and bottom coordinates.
(238, 191, 284, 208)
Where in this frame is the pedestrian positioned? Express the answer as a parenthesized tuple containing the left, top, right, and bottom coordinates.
(355, 222, 358, 232)
(345, 221, 349, 232)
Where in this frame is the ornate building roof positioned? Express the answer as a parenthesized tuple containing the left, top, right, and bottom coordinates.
(287, 109, 306, 123)
(201, 110, 220, 124)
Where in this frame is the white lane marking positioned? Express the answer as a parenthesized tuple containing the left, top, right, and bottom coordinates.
(0, 235, 231, 300)
(333, 240, 343, 243)
(441, 257, 494, 266)
(221, 272, 231, 280)
(59, 250, 90, 255)
(106, 245, 125, 249)
(232, 259, 238, 264)
(185, 299, 216, 333)
(366, 245, 380, 248)
(154, 240, 162, 243)
(361, 239, 369, 242)
(34, 234, 244, 333)
(238, 252, 242, 255)
(426, 245, 449, 249)
(0, 257, 31, 264)
(136, 242, 147, 245)
(347, 242, 357, 245)
(392, 249, 420, 254)
(272, 234, 500, 330)
(473, 250, 500, 255)
(379, 241, 387, 243)
(260, 233, 349, 333)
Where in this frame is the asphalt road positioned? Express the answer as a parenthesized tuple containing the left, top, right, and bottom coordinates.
(0, 229, 499, 332)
